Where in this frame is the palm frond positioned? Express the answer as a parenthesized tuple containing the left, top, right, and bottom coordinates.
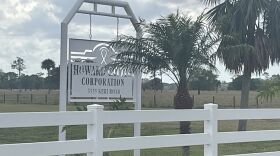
(266, 0, 280, 64)
(206, 0, 280, 75)
(216, 33, 255, 73)
(206, 0, 233, 27)
(107, 36, 167, 73)
(107, 11, 218, 85)
(202, 0, 222, 6)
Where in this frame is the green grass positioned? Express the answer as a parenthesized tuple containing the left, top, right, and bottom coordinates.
(1, 103, 280, 155)
(1, 89, 280, 108)
(142, 90, 280, 108)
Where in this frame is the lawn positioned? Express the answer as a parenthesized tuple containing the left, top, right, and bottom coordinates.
(1, 102, 280, 156)
(142, 90, 280, 108)
(1, 89, 280, 108)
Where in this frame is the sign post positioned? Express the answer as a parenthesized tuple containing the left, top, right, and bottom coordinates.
(59, 1, 142, 156)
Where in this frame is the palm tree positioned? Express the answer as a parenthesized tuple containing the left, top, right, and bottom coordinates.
(41, 59, 55, 77)
(203, 0, 280, 131)
(107, 12, 217, 156)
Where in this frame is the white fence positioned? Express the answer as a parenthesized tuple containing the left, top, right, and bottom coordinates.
(1, 104, 280, 156)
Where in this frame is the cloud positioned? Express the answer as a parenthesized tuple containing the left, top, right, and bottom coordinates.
(0, 0, 62, 40)
(0, 0, 36, 24)
(0, 0, 63, 75)
(0, 0, 213, 77)
(0, 31, 59, 75)
(2, 0, 278, 81)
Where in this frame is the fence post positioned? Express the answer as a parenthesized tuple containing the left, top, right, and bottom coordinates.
(31, 94, 33, 104)
(256, 97, 259, 108)
(233, 96, 236, 109)
(45, 94, 48, 104)
(3, 93, 5, 103)
(87, 104, 104, 156)
(17, 94, 19, 104)
(192, 95, 195, 103)
(204, 103, 218, 156)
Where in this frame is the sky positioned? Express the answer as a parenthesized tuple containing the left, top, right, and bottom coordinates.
(0, 0, 280, 83)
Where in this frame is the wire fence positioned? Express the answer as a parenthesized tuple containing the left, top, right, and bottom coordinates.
(0, 89, 277, 108)
(0, 89, 59, 105)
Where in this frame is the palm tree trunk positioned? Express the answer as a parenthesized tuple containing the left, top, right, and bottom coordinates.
(238, 15, 255, 131)
(153, 90, 157, 107)
(238, 66, 251, 131)
(198, 86, 201, 95)
(47, 69, 50, 77)
(174, 71, 193, 156)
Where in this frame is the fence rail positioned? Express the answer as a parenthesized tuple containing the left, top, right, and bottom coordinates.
(0, 111, 93, 128)
(228, 151, 280, 156)
(0, 104, 280, 155)
(0, 140, 94, 156)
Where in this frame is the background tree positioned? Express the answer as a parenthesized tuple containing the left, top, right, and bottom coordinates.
(204, 0, 280, 131)
(189, 69, 221, 94)
(3, 72, 18, 89)
(107, 12, 217, 156)
(142, 77, 164, 107)
(11, 57, 26, 77)
(228, 76, 265, 91)
(20, 74, 44, 90)
(142, 78, 163, 91)
(45, 67, 60, 89)
(0, 70, 7, 89)
(163, 83, 177, 90)
(0, 65, 59, 90)
(0, 71, 48, 90)
(41, 59, 55, 77)
(0, 69, 4, 85)
(257, 74, 280, 100)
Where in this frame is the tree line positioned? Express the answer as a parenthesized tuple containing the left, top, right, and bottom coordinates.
(142, 71, 280, 93)
(142, 69, 221, 92)
(0, 57, 59, 90)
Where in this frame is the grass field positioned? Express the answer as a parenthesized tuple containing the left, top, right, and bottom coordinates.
(0, 90, 280, 155)
(1, 89, 280, 108)
(142, 90, 280, 108)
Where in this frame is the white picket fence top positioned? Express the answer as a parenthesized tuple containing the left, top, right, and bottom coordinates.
(0, 103, 280, 156)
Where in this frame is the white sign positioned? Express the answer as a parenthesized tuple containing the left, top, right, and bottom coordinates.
(68, 39, 134, 102)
